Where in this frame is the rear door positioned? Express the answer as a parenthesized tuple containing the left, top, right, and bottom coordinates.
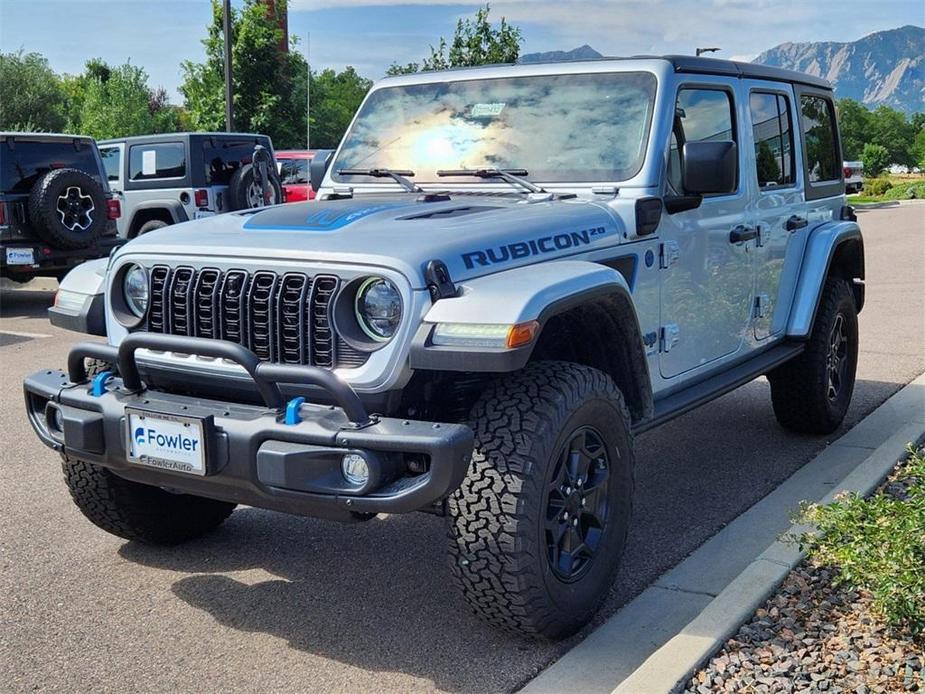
(742, 82, 808, 340)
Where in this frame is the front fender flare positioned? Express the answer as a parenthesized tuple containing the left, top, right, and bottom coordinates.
(787, 220, 864, 339)
(47, 258, 108, 336)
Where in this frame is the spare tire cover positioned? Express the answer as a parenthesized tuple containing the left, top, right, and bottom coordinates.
(27, 168, 107, 249)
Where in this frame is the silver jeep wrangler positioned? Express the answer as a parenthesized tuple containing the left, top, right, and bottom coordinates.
(25, 56, 863, 639)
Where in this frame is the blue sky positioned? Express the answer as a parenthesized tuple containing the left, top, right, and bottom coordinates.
(1, 0, 922, 102)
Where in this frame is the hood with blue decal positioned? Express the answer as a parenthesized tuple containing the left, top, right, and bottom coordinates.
(120, 195, 625, 288)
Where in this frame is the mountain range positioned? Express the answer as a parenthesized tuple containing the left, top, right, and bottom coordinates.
(519, 25, 924, 114)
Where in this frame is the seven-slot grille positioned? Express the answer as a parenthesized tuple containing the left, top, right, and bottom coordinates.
(145, 265, 367, 369)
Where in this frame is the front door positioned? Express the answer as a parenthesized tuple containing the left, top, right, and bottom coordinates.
(659, 81, 755, 379)
(743, 83, 809, 340)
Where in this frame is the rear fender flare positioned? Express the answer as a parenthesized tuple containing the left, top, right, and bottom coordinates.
(787, 220, 864, 338)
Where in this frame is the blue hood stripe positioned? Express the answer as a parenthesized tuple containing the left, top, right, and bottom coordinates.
(244, 201, 413, 231)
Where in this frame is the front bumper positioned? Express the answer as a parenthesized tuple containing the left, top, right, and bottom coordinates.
(23, 334, 473, 522)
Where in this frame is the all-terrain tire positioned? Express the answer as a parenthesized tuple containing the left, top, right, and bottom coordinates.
(28, 168, 107, 249)
(447, 361, 635, 639)
(62, 458, 236, 545)
(768, 277, 859, 434)
(137, 219, 169, 235)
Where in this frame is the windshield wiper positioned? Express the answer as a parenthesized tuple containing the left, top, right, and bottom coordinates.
(436, 168, 547, 194)
(337, 167, 422, 193)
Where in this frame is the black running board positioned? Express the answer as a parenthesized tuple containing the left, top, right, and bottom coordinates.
(634, 342, 805, 434)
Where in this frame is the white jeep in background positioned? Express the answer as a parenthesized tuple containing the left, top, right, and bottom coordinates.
(98, 132, 282, 237)
(27, 55, 863, 639)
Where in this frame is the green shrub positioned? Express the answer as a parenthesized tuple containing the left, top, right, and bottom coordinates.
(883, 181, 925, 200)
(863, 177, 893, 197)
(798, 447, 925, 639)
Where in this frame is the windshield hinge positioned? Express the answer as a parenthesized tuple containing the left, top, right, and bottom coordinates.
(424, 260, 458, 302)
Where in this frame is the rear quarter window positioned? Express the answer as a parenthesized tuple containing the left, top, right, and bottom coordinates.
(279, 158, 309, 184)
(800, 95, 840, 183)
(1, 140, 103, 193)
(129, 142, 186, 180)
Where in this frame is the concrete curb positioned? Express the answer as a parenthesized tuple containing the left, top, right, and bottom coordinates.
(522, 374, 925, 694)
(613, 376, 925, 694)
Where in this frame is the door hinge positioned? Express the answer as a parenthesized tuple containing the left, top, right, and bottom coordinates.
(659, 241, 680, 269)
(660, 323, 681, 352)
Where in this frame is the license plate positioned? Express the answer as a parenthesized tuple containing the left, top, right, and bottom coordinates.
(126, 408, 207, 476)
(193, 210, 216, 219)
(5, 248, 34, 265)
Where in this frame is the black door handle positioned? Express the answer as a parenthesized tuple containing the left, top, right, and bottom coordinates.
(785, 215, 808, 231)
(729, 225, 758, 243)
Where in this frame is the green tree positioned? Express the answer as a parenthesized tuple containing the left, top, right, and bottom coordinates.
(836, 98, 871, 161)
(306, 67, 372, 149)
(861, 142, 890, 176)
(912, 128, 925, 169)
(388, 4, 522, 74)
(0, 50, 68, 132)
(867, 105, 916, 168)
(181, 0, 307, 147)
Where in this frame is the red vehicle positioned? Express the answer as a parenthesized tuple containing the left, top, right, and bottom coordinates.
(275, 150, 315, 201)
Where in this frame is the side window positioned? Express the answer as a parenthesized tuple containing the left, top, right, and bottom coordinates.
(668, 88, 737, 193)
(99, 146, 121, 182)
(749, 92, 795, 187)
(129, 142, 186, 180)
(800, 95, 839, 183)
(279, 159, 309, 185)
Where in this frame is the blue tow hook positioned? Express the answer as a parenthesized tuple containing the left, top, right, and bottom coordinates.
(91, 370, 113, 397)
(284, 396, 306, 425)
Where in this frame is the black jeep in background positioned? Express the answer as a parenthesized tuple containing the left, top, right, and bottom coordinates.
(1, 133, 123, 283)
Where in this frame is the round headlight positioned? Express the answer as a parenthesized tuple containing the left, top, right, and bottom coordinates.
(355, 277, 401, 341)
(123, 264, 149, 317)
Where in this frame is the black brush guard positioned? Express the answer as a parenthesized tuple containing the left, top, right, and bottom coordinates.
(24, 333, 474, 522)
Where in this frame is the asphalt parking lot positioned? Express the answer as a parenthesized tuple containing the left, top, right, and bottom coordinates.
(2, 203, 923, 693)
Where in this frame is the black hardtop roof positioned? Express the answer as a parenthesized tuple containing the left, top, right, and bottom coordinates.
(98, 131, 271, 146)
(656, 54, 831, 89)
(1, 132, 96, 144)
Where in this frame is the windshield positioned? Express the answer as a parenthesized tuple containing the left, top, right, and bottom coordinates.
(332, 71, 657, 185)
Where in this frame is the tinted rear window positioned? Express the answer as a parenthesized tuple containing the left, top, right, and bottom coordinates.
(201, 137, 271, 185)
(1, 140, 102, 193)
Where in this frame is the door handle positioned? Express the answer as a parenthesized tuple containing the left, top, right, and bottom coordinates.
(729, 225, 758, 243)
(785, 215, 808, 231)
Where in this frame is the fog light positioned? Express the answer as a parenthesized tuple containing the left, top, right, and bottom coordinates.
(341, 453, 370, 485)
(52, 406, 64, 432)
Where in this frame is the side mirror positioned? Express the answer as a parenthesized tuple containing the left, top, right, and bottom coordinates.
(309, 149, 335, 193)
(681, 141, 737, 195)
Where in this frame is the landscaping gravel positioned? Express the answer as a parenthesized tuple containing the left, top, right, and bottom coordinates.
(685, 565, 923, 692)
(686, 449, 925, 694)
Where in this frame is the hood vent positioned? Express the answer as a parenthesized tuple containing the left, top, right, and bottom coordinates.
(397, 205, 499, 221)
